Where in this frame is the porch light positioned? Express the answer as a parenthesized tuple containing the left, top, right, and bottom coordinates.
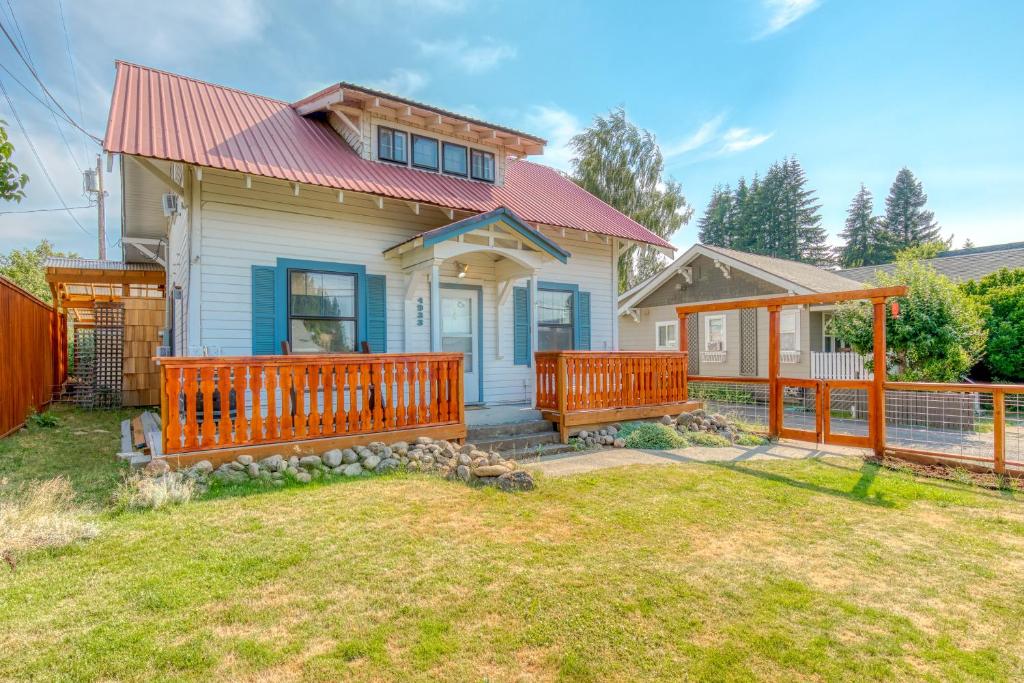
(456, 261, 469, 278)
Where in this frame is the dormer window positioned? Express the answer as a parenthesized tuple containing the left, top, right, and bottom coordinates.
(470, 149, 495, 183)
(378, 127, 407, 164)
(412, 134, 439, 171)
(442, 142, 468, 176)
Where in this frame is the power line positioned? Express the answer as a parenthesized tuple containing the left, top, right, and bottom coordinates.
(0, 61, 84, 130)
(0, 203, 92, 215)
(55, 0, 89, 163)
(0, 74, 91, 235)
(0, 17, 100, 143)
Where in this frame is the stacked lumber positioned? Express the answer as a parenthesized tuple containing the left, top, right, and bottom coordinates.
(122, 297, 164, 407)
(119, 411, 163, 461)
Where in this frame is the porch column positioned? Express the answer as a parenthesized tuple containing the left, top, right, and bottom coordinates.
(871, 297, 887, 457)
(529, 272, 539, 407)
(611, 238, 620, 351)
(768, 305, 781, 439)
(429, 262, 441, 352)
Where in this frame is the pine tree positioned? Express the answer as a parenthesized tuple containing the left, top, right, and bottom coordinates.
(697, 185, 734, 247)
(838, 184, 880, 267)
(879, 167, 940, 258)
(731, 176, 759, 253)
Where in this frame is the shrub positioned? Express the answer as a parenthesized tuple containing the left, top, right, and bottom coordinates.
(735, 433, 768, 447)
(26, 410, 60, 429)
(113, 471, 196, 511)
(0, 477, 98, 570)
(963, 269, 1024, 381)
(687, 432, 732, 448)
(618, 422, 688, 450)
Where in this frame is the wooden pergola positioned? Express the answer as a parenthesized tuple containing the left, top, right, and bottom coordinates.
(45, 260, 165, 327)
(676, 285, 908, 456)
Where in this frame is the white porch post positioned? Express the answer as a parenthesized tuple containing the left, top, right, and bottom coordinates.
(429, 262, 441, 352)
(611, 238, 619, 351)
(529, 272, 539, 407)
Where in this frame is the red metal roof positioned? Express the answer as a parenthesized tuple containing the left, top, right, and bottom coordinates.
(103, 62, 672, 249)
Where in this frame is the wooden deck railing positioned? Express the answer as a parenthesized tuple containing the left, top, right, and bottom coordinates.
(535, 351, 696, 440)
(158, 353, 464, 455)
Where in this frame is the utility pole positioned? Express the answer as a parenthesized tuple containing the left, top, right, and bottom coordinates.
(96, 154, 106, 260)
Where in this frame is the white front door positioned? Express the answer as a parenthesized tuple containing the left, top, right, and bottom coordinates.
(440, 287, 480, 403)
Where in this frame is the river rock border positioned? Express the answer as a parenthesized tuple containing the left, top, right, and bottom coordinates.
(161, 436, 535, 493)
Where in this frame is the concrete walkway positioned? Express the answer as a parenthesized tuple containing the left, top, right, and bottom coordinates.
(523, 440, 869, 477)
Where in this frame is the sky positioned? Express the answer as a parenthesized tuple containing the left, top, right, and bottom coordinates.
(0, 0, 1022, 259)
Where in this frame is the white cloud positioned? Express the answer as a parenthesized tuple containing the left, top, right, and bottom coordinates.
(366, 68, 430, 96)
(521, 106, 580, 171)
(719, 127, 774, 153)
(663, 114, 725, 157)
(418, 38, 517, 74)
(757, 0, 821, 38)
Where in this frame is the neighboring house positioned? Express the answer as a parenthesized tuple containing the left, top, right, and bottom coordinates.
(101, 62, 672, 407)
(840, 241, 1024, 283)
(618, 244, 867, 379)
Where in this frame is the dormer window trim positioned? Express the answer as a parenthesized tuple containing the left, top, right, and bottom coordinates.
(374, 123, 497, 183)
(411, 134, 439, 171)
(378, 126, 407, 165)
(470, 149, 495, 183)
(442, 141, 468, 177)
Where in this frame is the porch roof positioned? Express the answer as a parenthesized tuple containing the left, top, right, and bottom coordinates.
(383, 207, 570, 264)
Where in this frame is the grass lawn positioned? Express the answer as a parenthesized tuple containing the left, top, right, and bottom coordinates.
(2, 410, 1024, 680)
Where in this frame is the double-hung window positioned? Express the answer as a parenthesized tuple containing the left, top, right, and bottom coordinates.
(442, 142, 468, 176)
(780, 309, 800, 351)
(655, 321, 678, 351)
(537, 288, 574, 351)
(288, 270, 358, 353)
(470, 149, 495, 182)
(411, 134, 438, 170)
(378, 127, 407, 164)
(705, 314, 726, 352)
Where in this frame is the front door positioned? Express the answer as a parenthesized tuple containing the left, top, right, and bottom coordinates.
(440, 287, 480, 403)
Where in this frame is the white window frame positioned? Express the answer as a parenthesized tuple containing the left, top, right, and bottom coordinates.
(780, 309, 800, 352)
(704, 314, 726, 352)
(655, 320, 678, 351)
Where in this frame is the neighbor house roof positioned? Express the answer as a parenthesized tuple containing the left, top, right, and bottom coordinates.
(619, 243, 864, 314)
(103, 61, 672, 250)
(840, 241, 1024, 283)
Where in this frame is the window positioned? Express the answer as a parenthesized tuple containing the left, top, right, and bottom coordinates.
(537, 289, 574, 351)
(781, 309, 800, 351)
(378, 127, 407, 164)
(442, 142, 468, 176)
(470, 149, 495, 182)
(411, 134, 438, 170)
(704, 314, 726, 352)
(655, 321, 678, 351)
(288, 270, 358, 353)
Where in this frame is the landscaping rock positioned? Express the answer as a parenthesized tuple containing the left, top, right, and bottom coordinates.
(414, 436, 433, 445)
(343, 462, 363, 477)
(322, 449, 343, 467)
(294, 471, 312, 484)
(192, 460, 214, 474)
(341, 449, 358, 464)
(362, 454, 381, 471)
(613, 438, 626, 448)
(299, 455, 322, 468)
(144, 459, 170, 476)
(237, 454, 254, 466)
(259, 455, 284, 471)
(496, 470, 535, 492)
(376, 458, 400, 474)
(456, 464, 471, 482)
(247, 463, 260, 478)
(474, 464, 509, 477)
(660, 415, 675, 425)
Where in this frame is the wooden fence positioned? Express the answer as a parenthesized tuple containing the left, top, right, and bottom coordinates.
(158, 352, 465, 458)
(0, 276, 65, 437)
(535, 351, 698, 440)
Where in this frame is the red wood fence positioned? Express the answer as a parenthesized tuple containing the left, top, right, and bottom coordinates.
(158, 353, 464, 454)
(0, 276, 66, 437)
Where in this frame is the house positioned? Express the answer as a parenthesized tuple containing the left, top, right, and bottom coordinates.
(840, 241, 1024, 284)
(100, 61, 674, 411)
(618, 244, 868, 379)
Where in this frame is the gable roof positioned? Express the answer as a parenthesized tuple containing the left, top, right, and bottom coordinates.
(619, 243, 863, 313)
(840, 241, 1024, 283)
(103, 61, 672, 250)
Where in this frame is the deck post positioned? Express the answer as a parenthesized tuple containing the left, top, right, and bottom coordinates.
(993, 389, 1006, 474)
(871, 297, 887, 458)
(678, 312, 688, 400)
(556, 353, 569, 442)
(768, 305, 781, 438)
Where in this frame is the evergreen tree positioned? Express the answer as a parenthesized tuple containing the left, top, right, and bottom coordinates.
(879, 167, 940, 258)
(730, 176, 759, 252)
(838, 184, 880, 267)
(697, 185, 734, 247)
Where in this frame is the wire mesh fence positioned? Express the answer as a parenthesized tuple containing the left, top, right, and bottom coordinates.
(827, 387, 870, 437)
(885, 389, 994, 462)
(782, 386, 817, 432)
(1004, 392, 1023, 466)
(688, 379, 769, 431)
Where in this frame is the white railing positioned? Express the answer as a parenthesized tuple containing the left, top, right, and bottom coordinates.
(781, 350, 801, 364)
(700, 351, 727, 364)
(811, 352, 872, 380)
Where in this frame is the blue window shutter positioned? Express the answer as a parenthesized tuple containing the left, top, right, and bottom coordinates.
(366, 274, 387, 353)
(513, 286, 531, 366)
(251, 265, 277, 354)
(577, 290, 591, 350)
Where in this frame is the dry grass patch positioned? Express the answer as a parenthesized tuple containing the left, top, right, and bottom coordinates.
(0, 477, 98, 570)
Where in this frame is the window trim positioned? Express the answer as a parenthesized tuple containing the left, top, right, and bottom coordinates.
(704, 314, 727, 352)
(470, 148, 495, 183)
(410, 133, 439, 171)
(273, 259, 368, 355)
(780, 309, 800, 352)
(442, 141, 468, 177)
(286, 269, 359, 354)
(655, 320, 678, 351)
(536, 281, 579, 351)
(377, 126, 408, 165)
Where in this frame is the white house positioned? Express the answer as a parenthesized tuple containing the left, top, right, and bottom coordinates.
(102, 62, 674, 408)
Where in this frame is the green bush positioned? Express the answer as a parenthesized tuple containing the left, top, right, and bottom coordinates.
(618, 422, 688, 450)
(962, 269, 1024, 381)
(735, 433, 768, 447)
(687, 432, 732, 448)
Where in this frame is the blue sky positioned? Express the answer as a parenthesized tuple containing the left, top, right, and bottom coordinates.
(1, 0, 1022, 258)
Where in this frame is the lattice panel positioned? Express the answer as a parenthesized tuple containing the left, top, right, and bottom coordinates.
(92, 302, 124, 408)
(71, 328, 95, 407)
(687, 319, 699, 375)
(739, 308, 758, 376)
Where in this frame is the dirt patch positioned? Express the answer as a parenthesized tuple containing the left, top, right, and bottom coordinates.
(872, 455, 1024, 491)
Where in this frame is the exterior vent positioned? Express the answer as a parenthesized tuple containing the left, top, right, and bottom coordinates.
(161, 193, 180, 217)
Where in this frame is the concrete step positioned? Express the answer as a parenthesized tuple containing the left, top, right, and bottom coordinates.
(504, 442, 576, 461)
(466, 419, 555, 441)
(470, 430, 562, 456)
